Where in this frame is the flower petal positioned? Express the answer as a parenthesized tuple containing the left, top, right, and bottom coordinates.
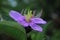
(18, 20, 29, 27)
(31, 18, 46, 24)
(9, 10, 24, 21)
(30, 22, 42, 32)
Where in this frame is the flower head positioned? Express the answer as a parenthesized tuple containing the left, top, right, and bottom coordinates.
(9, 10, 46, 32)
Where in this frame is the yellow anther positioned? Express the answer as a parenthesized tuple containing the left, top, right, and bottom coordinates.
(24, 10, 32, 22)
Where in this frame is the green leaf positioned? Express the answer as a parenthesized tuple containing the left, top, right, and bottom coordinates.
(0, 20, 26, 40)
(28, 30, 44, 40)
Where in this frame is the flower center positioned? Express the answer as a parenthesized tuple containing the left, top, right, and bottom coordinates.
(24, 10, 32, 22)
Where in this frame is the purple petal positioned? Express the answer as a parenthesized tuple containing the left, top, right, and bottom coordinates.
(31, 18, 46, 24)
(30, 22, 42, 32)
(9, 10, 24, 21)
(18, 20, 29, 27)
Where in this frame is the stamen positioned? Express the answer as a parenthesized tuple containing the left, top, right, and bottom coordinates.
(24, 10, 32, 22)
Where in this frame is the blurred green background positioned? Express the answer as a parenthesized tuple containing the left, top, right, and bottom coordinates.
(0, 0, 60, 40)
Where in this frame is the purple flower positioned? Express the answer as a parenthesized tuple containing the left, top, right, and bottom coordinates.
(9, 10, 46, 32)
